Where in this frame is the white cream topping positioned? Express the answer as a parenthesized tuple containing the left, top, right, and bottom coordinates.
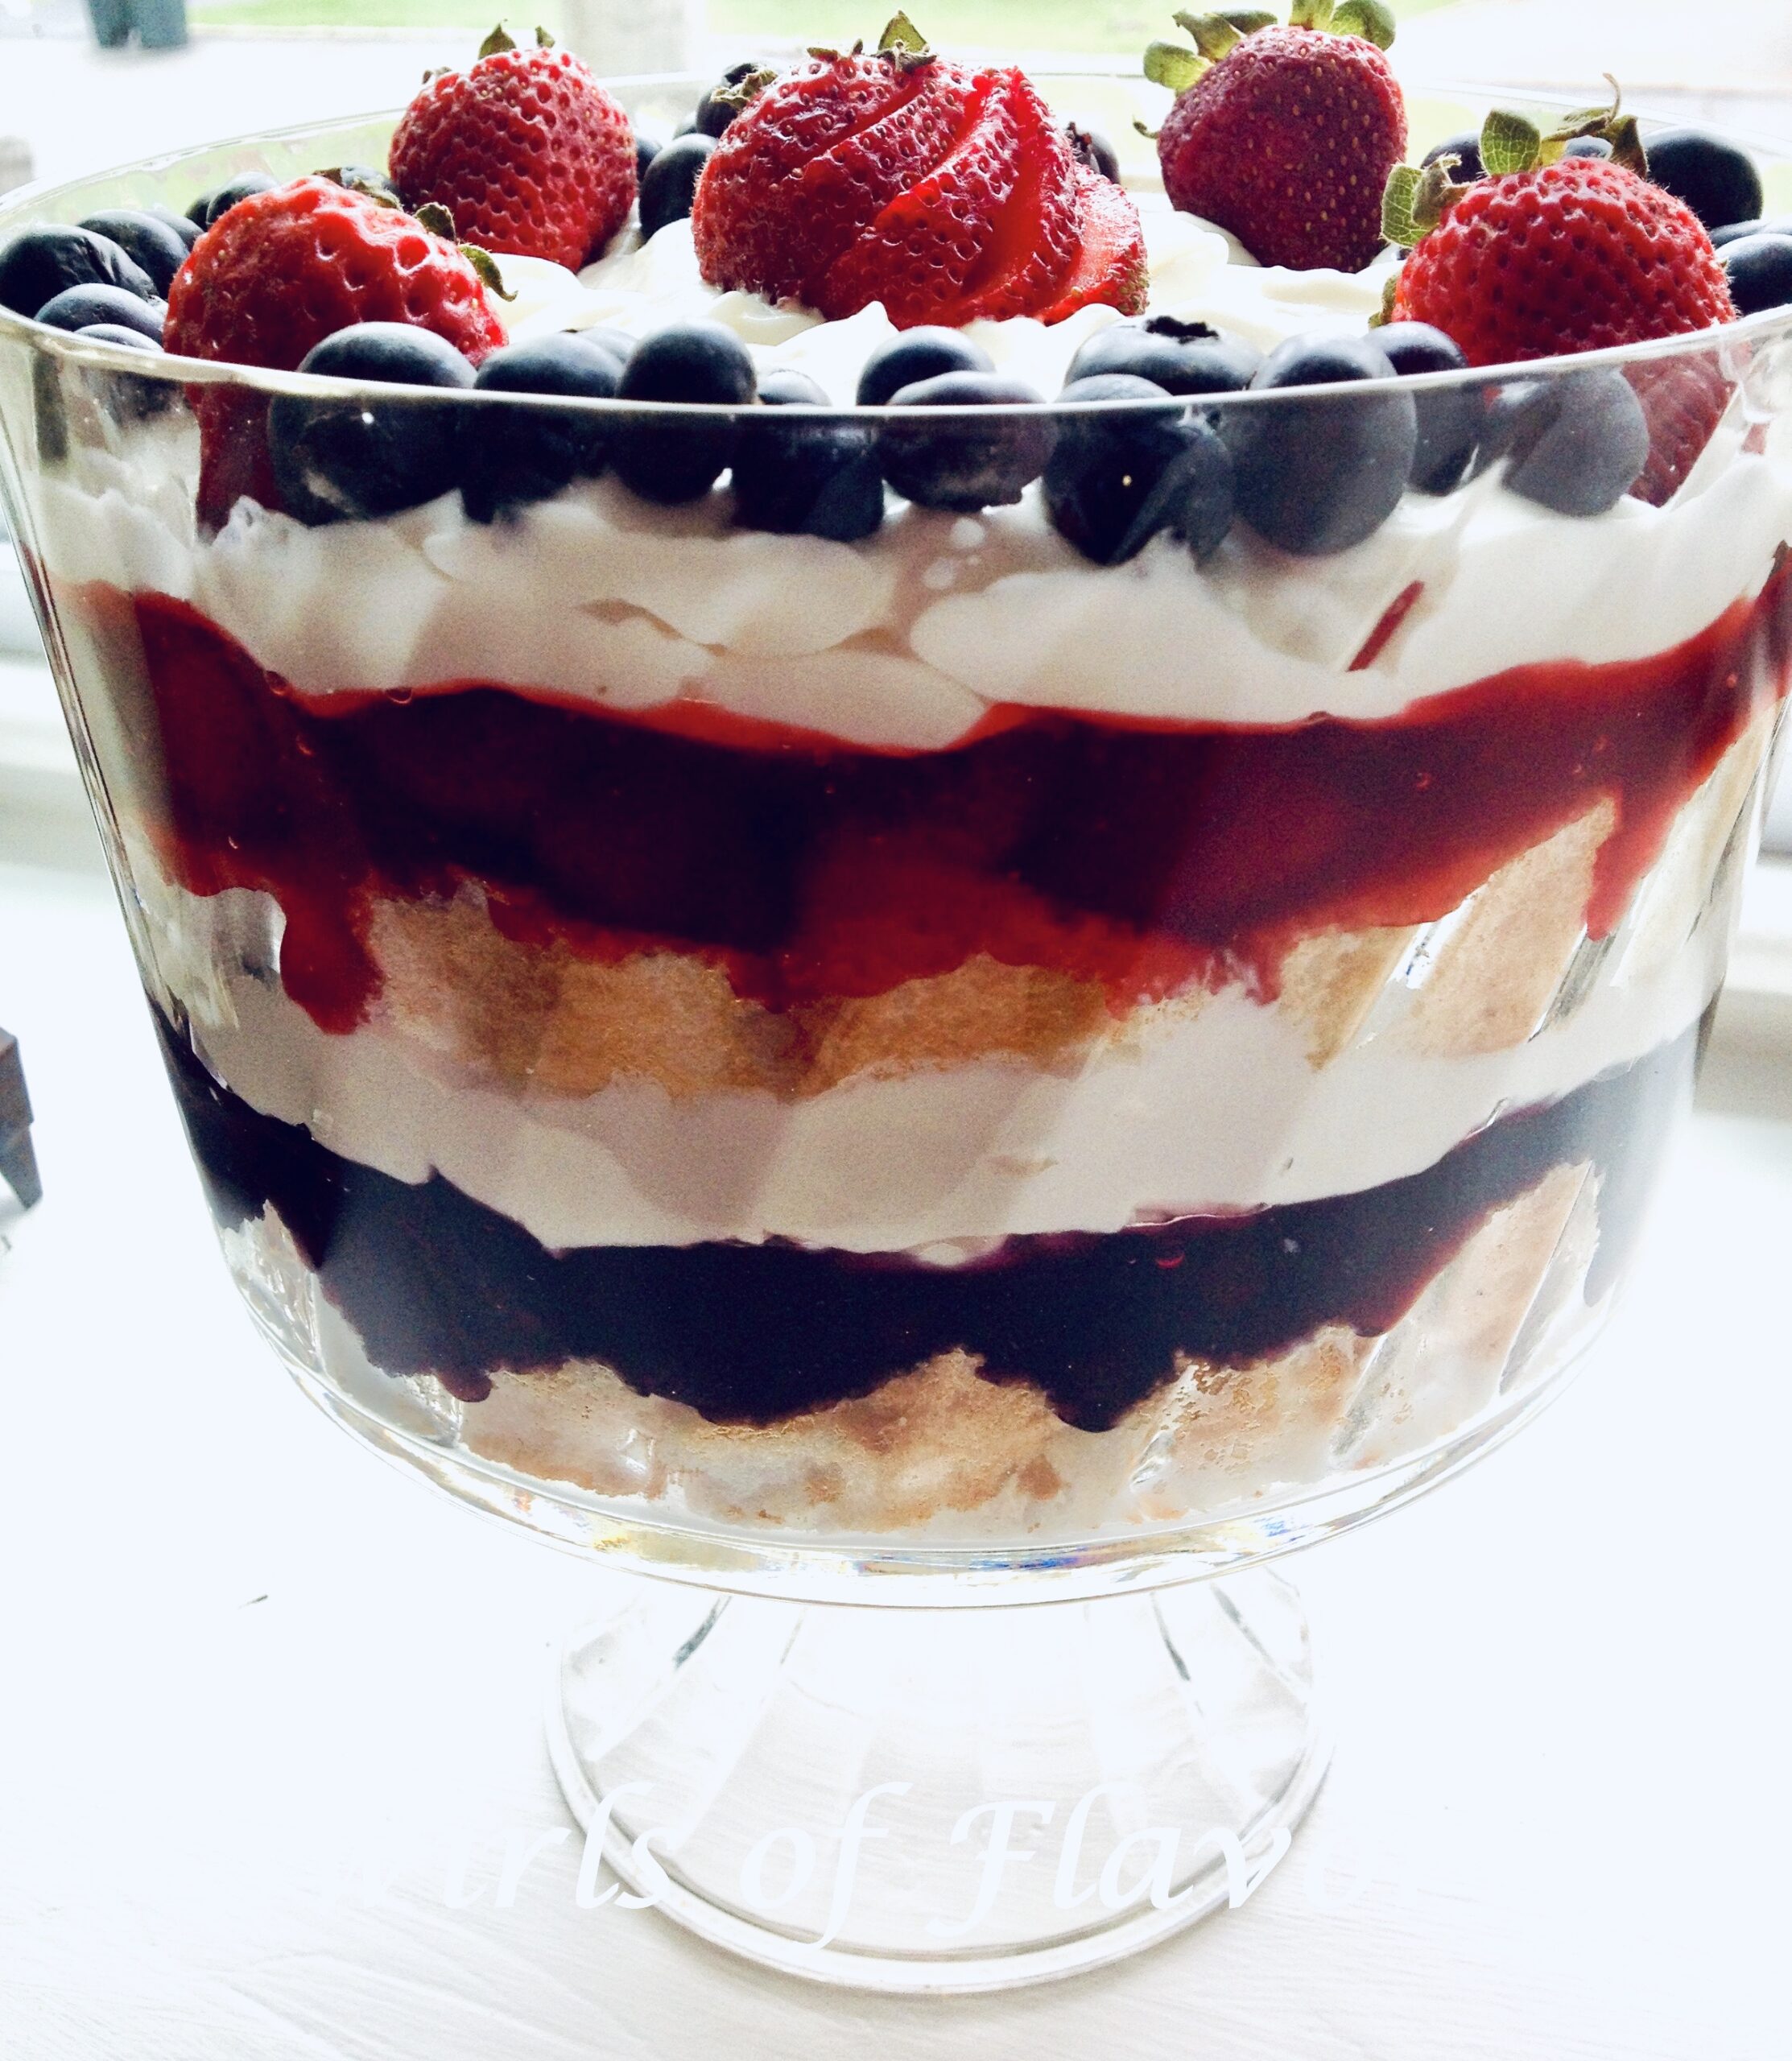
(139, 860, 1723, 1257)
(494, 200, 1399, 399)
(19, 195, 1792, 754)
(31, 418, 1792, 753)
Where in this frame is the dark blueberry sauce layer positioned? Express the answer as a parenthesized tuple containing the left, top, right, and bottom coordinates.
(85, 552, 1791, 1036)
(161, 1005, 1702, 1430)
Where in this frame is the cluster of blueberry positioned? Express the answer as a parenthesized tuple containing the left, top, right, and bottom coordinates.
(264, 320, 1084, 540)
(0, 205, 1687, 555)
(0, 122, 1778, 558)
(1045, 314, 1661, 568)
(1424, 122, 1792, 319)
(0, 211, 182, 359)
(259, 304, 1666, 563)
(0, 171, 293, 365)
(628, 64, 755, 243)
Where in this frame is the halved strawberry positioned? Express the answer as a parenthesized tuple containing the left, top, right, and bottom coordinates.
(791, 61, 983, 298)
(693, 52, 923, 302)
(814, 69, 1023, 324)
(1626, 355, 1732, 506)
(692, 32, 1147, 330)
(1038, 168, 1150, 324)
(956, 72, 1084, 324)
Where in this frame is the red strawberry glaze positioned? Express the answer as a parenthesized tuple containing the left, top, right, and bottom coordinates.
(77, 551, 1792, 1037)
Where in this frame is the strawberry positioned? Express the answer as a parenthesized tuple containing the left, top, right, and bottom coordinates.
(698, 48, 977, 306)
(1038, 167, 1150, 324)
(1384, 113, 1737, 503)
(1626, 355, 1732, 506)
(389, 25, 636, 271)
(1388, 155, 1734, 364)
(1148, 8, 1407, 273)
(164, 175, 505, 527)
(692, 27, 1146, 329)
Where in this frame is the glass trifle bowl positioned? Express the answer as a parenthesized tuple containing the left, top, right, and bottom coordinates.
(2, 68, 1790, 1989)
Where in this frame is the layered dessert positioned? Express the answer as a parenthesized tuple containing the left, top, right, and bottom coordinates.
(2, 14, 1790, 1542)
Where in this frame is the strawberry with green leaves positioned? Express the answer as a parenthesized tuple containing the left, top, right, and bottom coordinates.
(165, 174, 506, 527)
(390, 25, 637, 271)
(1146, 2, 1406, 273)
(1382, 99, 1737, 504)
(1382, 101, 1734, 364)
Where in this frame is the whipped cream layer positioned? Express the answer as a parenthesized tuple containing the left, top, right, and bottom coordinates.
(33, 419, 1792, 750)
(493, 200, 1398, 395)
(138, 851, 1726, 1255)
(19, 193, 1792, 750)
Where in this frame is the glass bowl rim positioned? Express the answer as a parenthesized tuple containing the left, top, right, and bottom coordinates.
(3, 81, 1791, 419)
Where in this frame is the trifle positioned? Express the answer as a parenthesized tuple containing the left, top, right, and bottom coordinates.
(3, 14, 1791, 1555)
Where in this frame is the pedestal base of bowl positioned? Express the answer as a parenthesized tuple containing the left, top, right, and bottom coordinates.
(543, 1568, 1329, 1993)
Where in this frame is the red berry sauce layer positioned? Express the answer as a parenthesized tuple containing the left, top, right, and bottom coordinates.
(92, 553, 1792, 1038)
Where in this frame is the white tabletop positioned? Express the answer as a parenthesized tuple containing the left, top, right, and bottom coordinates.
(2, 828, 1789, 2060)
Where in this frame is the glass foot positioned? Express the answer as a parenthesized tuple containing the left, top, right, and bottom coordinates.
(545, 1569, 1330, 1993)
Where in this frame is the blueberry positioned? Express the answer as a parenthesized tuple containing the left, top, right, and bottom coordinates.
(1711, 213, 1792, 250)
(1064, 316, 1260, 398)
(188, 173, 278, 229)
(459, 333, 621, 523)
(1719, 232, 1792, 316)
(1643, 129, 1763, 232)
(76, 321, 159, 351)
(77, 209, 190, 295)
(694, 61, 762, 138)
(1560, 135, 1612, 161)
(317, 163, 395, 204)
(878, 372, 1054, 513)
(1228, 337, 1418, 556)
(733, 368, 884, 540)
(267, 321, 474, 525)
(35, 284, 166, 340)
(75, 322, 171, 419)
(639, 134, 716, 239)
(1046, 374, 1233, 564)
(1067, 123, 1121, 184)
(0, 225, 155, 319)
(856, 327, 995, 407)
(612, 322, 757, 503)
(1373, 320, 1480, 495)
(1422, 130, 1484, 183)
(148, 202, 204, 251)
(634, 130, 665, 185)
(1480, 370, 1648, 518)
(575, 325, 635, 369)
(756, 369, 826, 403)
